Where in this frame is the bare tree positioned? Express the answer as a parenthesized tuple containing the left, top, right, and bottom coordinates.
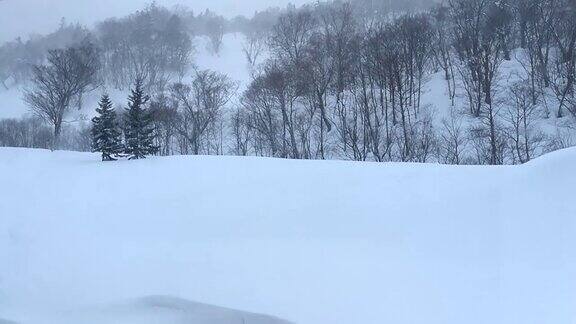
(149, 94, 180, 156)
(230, 108, 253, 156)
(24, 42, 100, 149)
(549, 0, 576, 117)
(504, 82, 545, 163)
(243, 31, 267, 75)
(516, 0, 554, 102)
(438, 110, 468, 164)
(171, 70, 235, 155)
(205, 15, 226, 55)
(450, 0, 511, 164)
(431, 4, 457, 106)
(241, 70, 283, 157)
(268, 7, 317, 65)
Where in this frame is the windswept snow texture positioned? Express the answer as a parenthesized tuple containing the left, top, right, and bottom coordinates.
(1, 148, 576, 324)
(0, 296, 292, 324)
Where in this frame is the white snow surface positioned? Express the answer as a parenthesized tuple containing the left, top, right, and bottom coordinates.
(1, 147, 575, 324)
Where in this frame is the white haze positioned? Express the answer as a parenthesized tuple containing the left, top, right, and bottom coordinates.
(0, 0, 309, 43)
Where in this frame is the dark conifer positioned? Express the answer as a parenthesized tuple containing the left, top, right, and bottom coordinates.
(91, 94, 123, 161)
(124, 79, 158, 160)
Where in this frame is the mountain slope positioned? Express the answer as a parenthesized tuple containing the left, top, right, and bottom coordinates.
(0, 148, 575, 324)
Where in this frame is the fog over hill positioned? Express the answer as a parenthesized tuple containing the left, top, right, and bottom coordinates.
(0, 0, 310, 42)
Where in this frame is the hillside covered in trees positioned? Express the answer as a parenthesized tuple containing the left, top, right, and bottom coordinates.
(0, 0, 575, 165)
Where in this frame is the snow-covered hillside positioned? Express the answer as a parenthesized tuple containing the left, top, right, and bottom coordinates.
(3, 34, 575, 156)
(0, 33, 250, 120)
(1, 148, 575, 324)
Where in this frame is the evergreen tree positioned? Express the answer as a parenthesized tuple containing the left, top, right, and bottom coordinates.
(91, 94, 123, 161)
(124, 79, 158, 159)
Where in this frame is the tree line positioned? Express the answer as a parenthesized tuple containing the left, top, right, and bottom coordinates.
(1, 0, 575, 164)
(235, 0, 576, 164)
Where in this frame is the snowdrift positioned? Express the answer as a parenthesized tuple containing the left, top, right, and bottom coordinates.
(0, 148, 575, 324)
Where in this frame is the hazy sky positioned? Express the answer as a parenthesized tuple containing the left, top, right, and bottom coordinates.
(0, 0, 309, 42)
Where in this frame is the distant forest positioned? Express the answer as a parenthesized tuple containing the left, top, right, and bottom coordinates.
(1, 0, 575, 165)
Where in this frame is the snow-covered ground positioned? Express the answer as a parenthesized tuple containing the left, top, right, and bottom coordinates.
(0, 296, 291, 324)
(1, 147, 575, 324)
